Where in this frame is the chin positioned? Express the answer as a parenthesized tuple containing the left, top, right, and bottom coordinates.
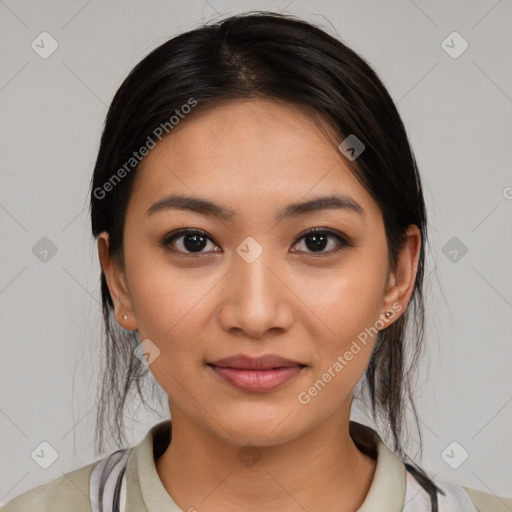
(214, 414, 301, 448)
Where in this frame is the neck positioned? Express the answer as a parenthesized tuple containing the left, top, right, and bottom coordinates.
(155, 404, 377, 512)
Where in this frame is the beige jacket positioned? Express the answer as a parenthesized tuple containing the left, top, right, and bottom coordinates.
(2, 420, 511, 511)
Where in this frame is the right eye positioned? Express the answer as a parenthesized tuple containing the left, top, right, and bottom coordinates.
(161, 228, 222, 255)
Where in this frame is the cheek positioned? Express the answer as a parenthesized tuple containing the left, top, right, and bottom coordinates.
(295, 259, 386, 347)
(293, 257, 387, 403)
(296, 271, 383, 412)
(124, 251, 208, 404)
(123, 241, 210, 355)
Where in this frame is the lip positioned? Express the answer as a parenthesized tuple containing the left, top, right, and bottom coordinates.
(209, 353, 305, 369)
(207, 354, 306, 392)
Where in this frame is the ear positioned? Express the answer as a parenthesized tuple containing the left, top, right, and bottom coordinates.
(97, 232, 138, 331)
(380, 224, 422, 323)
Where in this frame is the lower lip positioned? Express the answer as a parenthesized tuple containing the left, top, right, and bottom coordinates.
(209, 365, 304, 392)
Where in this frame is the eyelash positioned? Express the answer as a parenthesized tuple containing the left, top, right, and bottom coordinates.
(161, 227, 353, 257)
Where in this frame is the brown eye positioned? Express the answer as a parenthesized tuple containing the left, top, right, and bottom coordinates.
(291, 228, 352, 255)
(162, 229, 221, 254)
(161, 227, 352, 257)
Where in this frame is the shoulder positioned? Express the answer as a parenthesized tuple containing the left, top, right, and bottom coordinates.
(0, 460, 98, 512)
(404, 468, 512, 512)
(462, 485, 512, 512)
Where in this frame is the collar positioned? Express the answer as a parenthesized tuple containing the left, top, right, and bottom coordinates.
(125, 419, 406, 511)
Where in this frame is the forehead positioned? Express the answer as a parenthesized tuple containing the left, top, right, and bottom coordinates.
(127, 98, 380, 222)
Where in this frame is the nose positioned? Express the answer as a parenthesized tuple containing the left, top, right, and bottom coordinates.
(217, 245, 294, 338)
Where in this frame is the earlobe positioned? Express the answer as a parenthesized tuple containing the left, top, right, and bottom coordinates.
(97, 232, 138, 331)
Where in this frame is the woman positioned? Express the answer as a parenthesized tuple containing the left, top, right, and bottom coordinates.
(2, 11, 510, 512)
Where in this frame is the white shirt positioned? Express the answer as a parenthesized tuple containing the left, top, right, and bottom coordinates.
(2, 419, 511, 511)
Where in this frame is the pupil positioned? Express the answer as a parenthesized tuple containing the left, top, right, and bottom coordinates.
(184, 234, 207, 252)
(305, 234, 327, 252)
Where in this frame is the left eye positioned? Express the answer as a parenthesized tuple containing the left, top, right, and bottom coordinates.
(291, 228, 349, 254)
(161, 228, 350, 255)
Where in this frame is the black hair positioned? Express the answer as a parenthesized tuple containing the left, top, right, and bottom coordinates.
(89, 11, 440, 510)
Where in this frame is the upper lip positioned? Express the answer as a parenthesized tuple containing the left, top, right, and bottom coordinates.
(208, 354, 306, 370)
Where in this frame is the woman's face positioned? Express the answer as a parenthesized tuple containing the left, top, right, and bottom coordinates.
(100, 98, 419, 446)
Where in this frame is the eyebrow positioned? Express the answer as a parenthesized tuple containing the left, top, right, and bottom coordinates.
(146, 193, 365, 221)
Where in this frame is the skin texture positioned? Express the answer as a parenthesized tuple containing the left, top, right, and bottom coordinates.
(98, 98, 421, 512)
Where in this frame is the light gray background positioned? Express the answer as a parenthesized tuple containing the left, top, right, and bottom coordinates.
(1, 0, 511, 505)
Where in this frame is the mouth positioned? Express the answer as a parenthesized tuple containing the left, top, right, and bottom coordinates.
(206, 354, 307, 392)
